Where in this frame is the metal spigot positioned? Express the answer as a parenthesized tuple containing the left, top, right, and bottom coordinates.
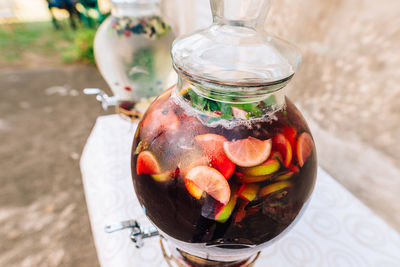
(83, 88, 117, 110)
(105, 220, 159, 248)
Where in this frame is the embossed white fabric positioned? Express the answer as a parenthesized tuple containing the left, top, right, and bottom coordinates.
(80, 115, 400, 267)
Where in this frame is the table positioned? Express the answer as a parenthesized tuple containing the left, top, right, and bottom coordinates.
(80, 115, 400, 267)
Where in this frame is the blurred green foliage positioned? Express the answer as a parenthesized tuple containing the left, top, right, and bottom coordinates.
(0, 20, 97, 67)
(62, 28, 96, 65)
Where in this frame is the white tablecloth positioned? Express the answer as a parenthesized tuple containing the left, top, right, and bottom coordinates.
(80, 115, 400, 267)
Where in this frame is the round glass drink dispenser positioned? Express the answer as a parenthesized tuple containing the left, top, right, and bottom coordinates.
(91, 0, 176, 117)
(131, 0, 317, 266)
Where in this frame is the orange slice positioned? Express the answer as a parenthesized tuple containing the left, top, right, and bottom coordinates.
(185, 166, 231, 205)
(223, 137, 271, 167)
(272, 133, 292, 168)
(185, 178, 204, 199)
(297, 132, 314, 167)
(136, 151, 161, 175)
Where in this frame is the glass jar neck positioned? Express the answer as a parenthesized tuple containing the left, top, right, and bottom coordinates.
(174, 74, 287, 116)
(211, 0, 271, 29)
(111, 2, 160, 18)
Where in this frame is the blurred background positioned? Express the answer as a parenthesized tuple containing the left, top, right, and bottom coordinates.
(0, 0, 399, 266)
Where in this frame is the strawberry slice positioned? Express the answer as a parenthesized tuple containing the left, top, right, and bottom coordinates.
(195, 134, 235, 179)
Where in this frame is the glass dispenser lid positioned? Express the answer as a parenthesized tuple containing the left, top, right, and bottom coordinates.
(171, 0, 301, 86)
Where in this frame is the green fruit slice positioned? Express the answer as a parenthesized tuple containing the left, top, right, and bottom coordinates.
(240, 159, 280, 176)
(238, 184, 259, 202)
(236, 172, 273, 183)
(151, 171, 173, 182)
(185, 178, 204, 199)
(215, 195, 237, 223)
(259, 181, 293, 198)
(274, 171, 295, 181)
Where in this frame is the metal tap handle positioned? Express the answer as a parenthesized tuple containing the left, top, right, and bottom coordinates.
(83, 88, 117, 110)
(104, 220, 159, 248)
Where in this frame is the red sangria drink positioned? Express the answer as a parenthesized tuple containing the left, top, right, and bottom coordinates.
(131, 0, 317, 265)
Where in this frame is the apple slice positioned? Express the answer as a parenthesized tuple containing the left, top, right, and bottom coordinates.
(272, 133, 292, 168)
(136, 151, 161, 175)
(223, 137, 272, 167)
(195, 134, 235, 179)
(185, 178, 204, 199)
(236, 172, 273, 183)
(274, 171, 295, 181)
(185, 166, 231, 205)
(151, 171, 173, 182)
(215, 195, 237, 223)
(259, 181, 293, 198)
(240, 159, 280, 176)
(297, 132, 314, 167)
(238, 184, 259, 202)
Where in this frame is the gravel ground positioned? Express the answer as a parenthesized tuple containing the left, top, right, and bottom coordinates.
(0, 66, 111, 267)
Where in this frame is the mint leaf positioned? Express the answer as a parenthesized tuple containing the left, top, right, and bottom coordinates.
(263, 95, 277, 106)
(220, 102, 233, 117)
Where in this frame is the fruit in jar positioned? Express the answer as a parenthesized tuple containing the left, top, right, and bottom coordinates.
(223, 137, 272, 167)
(238, 184, 259, 202)
(240, 159, 280, 176)
(272, 133, 292, 167)
(259, 181, 293, 197)
(215, 195, 238, 223)
(270, 151, 283, 164)
(236, 172, 273, 183)
(274, 171, 295, 181)
(142, 107, 180, 137)
(185, 178, 204, 199)
(185, 166, 231, 205)
(296, 132, 314, 167)
(195, 134, 235, 179)
(151, 171, 173, 182)
(282, 125, 297, 148)
(136, 151, 161, 175)
(234, 200, 248, 223)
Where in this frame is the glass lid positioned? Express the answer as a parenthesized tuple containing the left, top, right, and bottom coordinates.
(171, 0, 301, 86)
